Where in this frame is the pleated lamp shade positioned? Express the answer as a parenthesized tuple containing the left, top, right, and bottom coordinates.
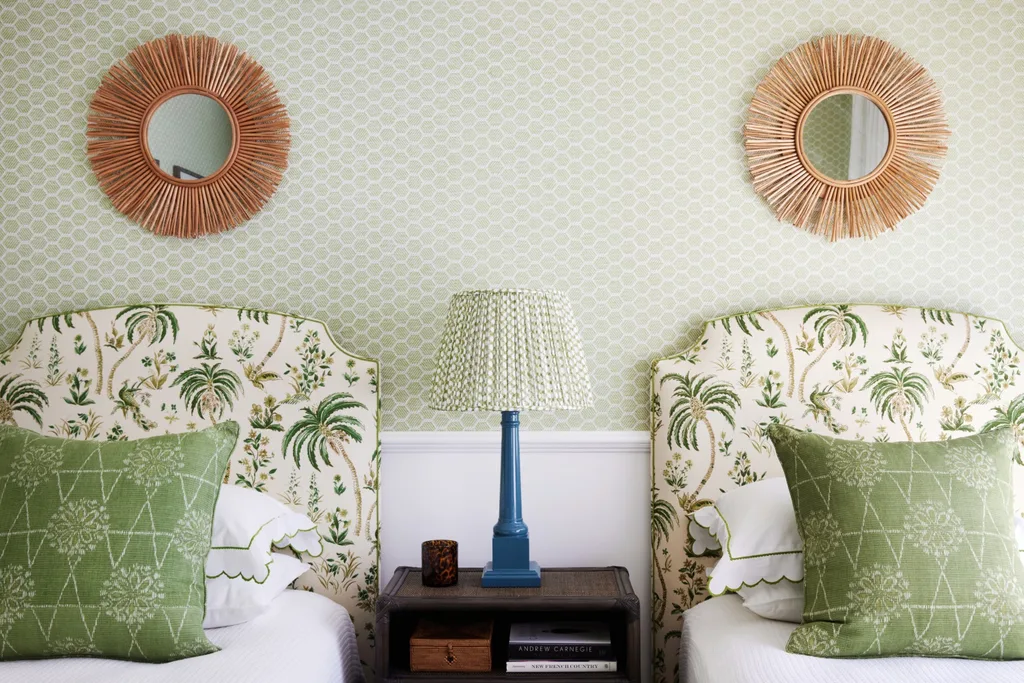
(429, 289, 594, 412)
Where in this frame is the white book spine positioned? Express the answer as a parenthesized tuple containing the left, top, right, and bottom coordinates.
(506, 660, 617, 672)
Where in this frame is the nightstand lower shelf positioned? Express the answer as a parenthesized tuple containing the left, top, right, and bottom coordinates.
(386, 671, 629, 682)
(376, 567, 641, 683)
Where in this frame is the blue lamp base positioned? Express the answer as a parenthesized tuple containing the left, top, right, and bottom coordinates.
(482, 533, 541, 587)
(482, 560, 541, 587)
(482, 410, 542, 588)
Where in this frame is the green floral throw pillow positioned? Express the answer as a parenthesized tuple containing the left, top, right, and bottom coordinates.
(0, 421, 238, 662)
(768, 425, 1024, 659)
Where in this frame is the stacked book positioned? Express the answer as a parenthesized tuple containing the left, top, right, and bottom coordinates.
(506, 621, 616, 673)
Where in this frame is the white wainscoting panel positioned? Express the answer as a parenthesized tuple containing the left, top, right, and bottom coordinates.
(381, 430, 651, 679)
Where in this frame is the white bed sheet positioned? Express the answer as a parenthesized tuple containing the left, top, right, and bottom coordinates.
(682, 594, 1024, 683)
(0, 590, 364, 683)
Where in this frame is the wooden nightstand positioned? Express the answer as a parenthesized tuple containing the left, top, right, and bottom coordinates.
(376, 566, 641, 682)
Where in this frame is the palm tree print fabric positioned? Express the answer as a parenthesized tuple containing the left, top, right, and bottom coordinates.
(769, 425, 1024, 658)
(650, 304, 1024, 683)
(0, 305, 381, 676)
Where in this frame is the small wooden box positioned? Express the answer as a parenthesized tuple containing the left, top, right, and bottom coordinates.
(409, 618, 493, 673)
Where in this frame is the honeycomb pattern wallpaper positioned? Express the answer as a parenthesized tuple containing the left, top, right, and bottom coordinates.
(2, 0, 1022, 433)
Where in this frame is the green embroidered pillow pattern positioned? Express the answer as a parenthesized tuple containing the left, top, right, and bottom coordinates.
(0, 421, 238, 662)
(769, 425, 1024, 659)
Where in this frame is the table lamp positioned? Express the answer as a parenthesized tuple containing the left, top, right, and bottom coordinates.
(429, 289, 594, 587)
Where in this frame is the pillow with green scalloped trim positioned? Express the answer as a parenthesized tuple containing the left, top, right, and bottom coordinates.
(768, 425, 1024, 659)
(0, 421, 238, 662)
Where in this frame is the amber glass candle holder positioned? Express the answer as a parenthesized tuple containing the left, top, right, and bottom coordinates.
(421, 540, 458, 587)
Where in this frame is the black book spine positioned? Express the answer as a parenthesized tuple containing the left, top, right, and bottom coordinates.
(507, 644, 614, 660)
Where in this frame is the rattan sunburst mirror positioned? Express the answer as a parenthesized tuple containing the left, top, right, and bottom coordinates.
(87, 34, 290, 237)
(744, 34, 950, 240)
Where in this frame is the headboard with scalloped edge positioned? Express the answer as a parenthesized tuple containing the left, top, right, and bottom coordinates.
(649, 304, 1024, 683)
(0, 304, 380, 677)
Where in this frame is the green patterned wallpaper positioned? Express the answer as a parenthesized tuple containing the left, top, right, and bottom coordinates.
(1, 0, 1022, 432)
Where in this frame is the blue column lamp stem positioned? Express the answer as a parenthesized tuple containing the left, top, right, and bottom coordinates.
(481, 410, 542, 587)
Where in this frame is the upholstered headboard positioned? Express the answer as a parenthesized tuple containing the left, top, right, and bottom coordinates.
(650, 304, 1024, 683)
(0, 304, 381, 675)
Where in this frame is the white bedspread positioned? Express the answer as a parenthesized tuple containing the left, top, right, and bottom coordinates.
(682, 594, 1024, 683)
(0, 590, 364, 683)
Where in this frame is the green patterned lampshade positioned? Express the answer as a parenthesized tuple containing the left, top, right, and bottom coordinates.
(430, 289, 593, 412)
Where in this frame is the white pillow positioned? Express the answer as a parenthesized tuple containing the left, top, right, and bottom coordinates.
(207, 485, 324, 583)
(692, 482, 1024, 624)
(688, 477, 802, 596)
(737, 579, 803, 622)
(204, 553, 310, 628)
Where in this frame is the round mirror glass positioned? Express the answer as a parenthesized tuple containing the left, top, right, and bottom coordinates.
(801, 93, 890, 181)
(147, 94, 233, 180)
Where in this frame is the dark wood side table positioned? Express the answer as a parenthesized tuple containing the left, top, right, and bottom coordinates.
(376, 566, 641, 682)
